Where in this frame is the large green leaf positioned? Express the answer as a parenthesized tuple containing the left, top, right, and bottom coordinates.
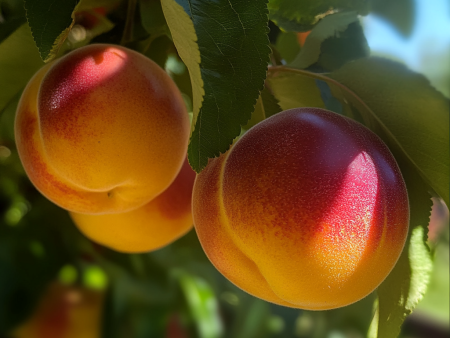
(167, 0, 271, 172)
(0, 24, 44, 114)
(330, 58, 449, 207)
(24, 0, 80, 61)
(268, 0, 369, 32)
(369, 164, 433, 338)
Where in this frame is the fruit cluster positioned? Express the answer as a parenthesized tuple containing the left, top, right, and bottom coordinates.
(16, 44, 409, 310)
(15, 44, 195, 253)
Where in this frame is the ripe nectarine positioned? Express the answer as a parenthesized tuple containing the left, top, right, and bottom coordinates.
(15, 44, 190, 214)
(70, 158, 196, 253)
(193, 108, 409, 310)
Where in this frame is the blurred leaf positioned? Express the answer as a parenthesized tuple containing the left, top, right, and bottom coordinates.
(179, 273, 223, 338)
(0, 15, 26, 43)
(24, 0, 80, 61)
(244, 86, 282, 130)
(164, 0, 271, 172)
(370, 166, 433, 338)
(81, 9, 115, 39)
(140, 0, 167, 35)
(0, 24, 44, 114)
(371, 0, 415, 38)
(83, 265, 109, 290)
(0, 91, 21, 143)
(0, 197, 75, 334)
(58, 264, 78, 284)
(76, 0, 122, 11)
(267, 70, 325, 110)
(415, 240, 450, 324)
(0, 259, 26, 334)
(230, 297, 270, 338)
(289, 11, 361, 70)
(315, 20, 369, 71)
(142, 34, 173, 68)
(275, 32, 300, 63)
(268, 0, 369, 32)
(0, 0, 26, 43)
(324, 292, 377, 337)
(330, 58, 450, 206)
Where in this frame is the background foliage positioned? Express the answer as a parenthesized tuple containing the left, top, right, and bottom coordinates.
(0, 0, 448, 337)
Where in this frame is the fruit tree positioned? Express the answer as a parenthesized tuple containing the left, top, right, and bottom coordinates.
(0, 0, 448, 337)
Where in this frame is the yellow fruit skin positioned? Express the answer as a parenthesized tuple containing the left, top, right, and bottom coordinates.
(12, 282, 104, 338)
(193, 108, 409, 310)
(15, 44, 189, 214)
(70, 158, 196, 253)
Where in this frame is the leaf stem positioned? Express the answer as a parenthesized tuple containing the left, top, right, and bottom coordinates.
(121, 0, 137, 46)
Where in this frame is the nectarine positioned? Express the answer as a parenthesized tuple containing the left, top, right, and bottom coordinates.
(15, 44, 189, 214)
(12, 282, 104, 338)
(70, 158, 196, 253)
(193, 108, 409, 310)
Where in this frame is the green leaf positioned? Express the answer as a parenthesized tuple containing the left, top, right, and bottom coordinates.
(369, 164, 433, 338)
(268, 0, 369, 32)
(289, 11, 361, 70)
(161, 0, 204, 161)
(167, 0, 271, 172)
(314, 20, 369, 71)
(371, 0, 415, 38)
(0, 0, 27, 44)
(178, 273, 223, 338)
(274, 32, 300, 64)
(0, 24, 44, 114)
(330, 58, 450, 206)
(243, 86, 282, 130)
(267, 69, 325, 110)
(415, 233, 449, 324)
(0, 91, 21, 142)
(229, 297, 270, 338)
(24, 0, 80, 62)
(140, 0, 167, 35)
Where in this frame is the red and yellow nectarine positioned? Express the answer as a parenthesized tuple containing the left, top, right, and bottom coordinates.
(193, 108, 409, 310)
(15, 44, 189, 214)
(70, 158, 196, 253)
